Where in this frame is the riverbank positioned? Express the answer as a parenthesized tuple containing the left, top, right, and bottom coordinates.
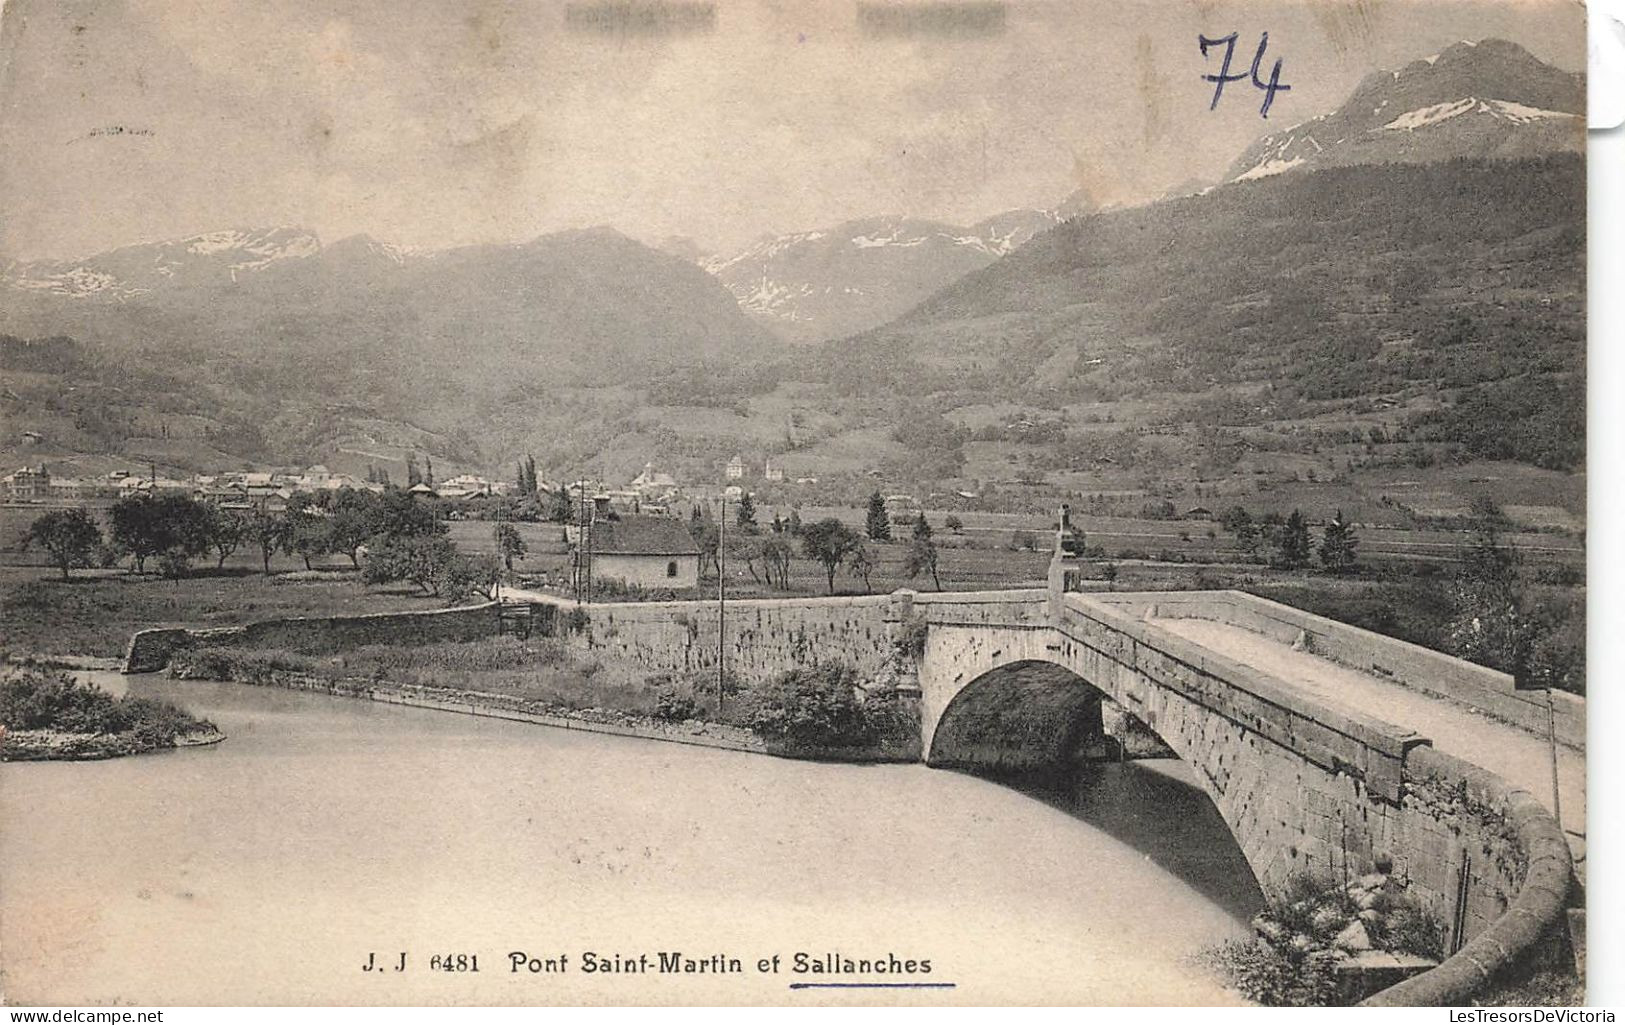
(165, 640, 920, 763)
(1, 723, 224, 761)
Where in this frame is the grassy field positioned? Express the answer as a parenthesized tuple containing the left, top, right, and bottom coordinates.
(0, 494, 1584, 693)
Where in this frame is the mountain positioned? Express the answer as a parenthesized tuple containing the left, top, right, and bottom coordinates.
(0, 226, 777, 469)
(1226, 39, 1583, 182)
(702, 210, 1059, 343)
(0, 225, 768, 390)
(820, 154, 1584, 470)
(0, 227, 323, 298)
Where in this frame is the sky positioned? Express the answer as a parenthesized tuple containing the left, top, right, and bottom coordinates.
(0, 0, 1586, 261)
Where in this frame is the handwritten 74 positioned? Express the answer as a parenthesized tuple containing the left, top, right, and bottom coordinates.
(1200, 32, 1291, 118)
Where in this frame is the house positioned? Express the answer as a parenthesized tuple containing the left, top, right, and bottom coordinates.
(632, 462, 676, 490)
(1184, 506, 1214, 520)
(441, 474, 494, 497)
(1, 465, 50, 502)
(598, 489, 641, 515)
(724, 454, 746, 480)
(631, 462, 680, 503)
(763, 457, 784, 483)
(583, 513, 700, 589)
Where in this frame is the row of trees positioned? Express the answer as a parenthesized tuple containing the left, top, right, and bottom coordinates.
(676, 502, 945, 596)
(23, 487, 492, 599)
(1218, 507, 1358, 573)
(801, 512, 941, 594)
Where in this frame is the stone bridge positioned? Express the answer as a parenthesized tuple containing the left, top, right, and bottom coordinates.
(127, 579, 1582, 1004)
(513, 582, 1580, 1003)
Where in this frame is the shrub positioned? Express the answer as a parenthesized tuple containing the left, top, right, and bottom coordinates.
(1206, 940, 1341, 1007)
(653, 686, 699, 722)
(741, 662, 873, 748)
(894, 615, 929, 660)
(0, 668, 213, 743)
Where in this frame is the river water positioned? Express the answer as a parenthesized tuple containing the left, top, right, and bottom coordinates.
(1, 672, 1261, 1005)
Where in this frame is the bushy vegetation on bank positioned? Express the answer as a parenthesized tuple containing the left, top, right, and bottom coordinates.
(0, 667, 218, 759)
(1203, 870, 1444, 1006)
(169, 638, 919, 759)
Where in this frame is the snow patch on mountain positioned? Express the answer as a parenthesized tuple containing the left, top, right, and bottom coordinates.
(1378, 96, 1580, 131)
(1235, 156, 1306, 181)
(1379, 97, 1483, 131)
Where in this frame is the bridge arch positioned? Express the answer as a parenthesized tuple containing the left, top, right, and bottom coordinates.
(925, 653, 1269, 887)
(911, 596, 1416, 895)
(926, 658, 1108, 772)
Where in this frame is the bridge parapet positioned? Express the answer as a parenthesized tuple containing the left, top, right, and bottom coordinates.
(1092, 590, 1583, 749)
(911, 588, 1050, 628)
(1059, 593, 1427, 803)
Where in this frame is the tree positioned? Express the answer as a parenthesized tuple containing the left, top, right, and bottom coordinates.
(406, 454, 422, 488)
(1447, 524, 1539, 685)
(372, 487, 445, 539)
(1225, 507, 1262, 556)
(494, 522, 527, 572)
(244, 507, 287, 575)
(726, 533, 765, 584)
(736, 492, 759, 534)
(1101, 563, 1119, 590)
(202, 504, 246, 568)
(847, 543, 876, 593)
(328, 488, 381, 568)
(865, 491, 892, 542)
(905, 535, 943, 591)
(549, 488, 574, 524)
(363, 535, 463, 595)
(1010, 529, 1038, 552)
(108, 493, 210, 574)
(911, 512, 932, 541)
(285, 496, 332, 571)
(762, 536, 795, 590)
(692, 520, 720, 579)
(23, 508, 102, 580)
(157, 547, 191, 583)
(1318, 511, 1359, 574)
(787, 509, 803, 536)
(944, 514, 964, 534)
(801, 518, 861, 594)
(1275, 509, 1312, 568)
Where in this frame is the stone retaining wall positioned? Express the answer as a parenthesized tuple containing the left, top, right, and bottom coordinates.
(518, 592, 905, 687)
(123, 603, 501, 672)
(1365, 746, 1574, 1006)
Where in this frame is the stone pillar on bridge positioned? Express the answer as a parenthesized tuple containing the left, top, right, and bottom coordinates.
(883, 588, 922, 700)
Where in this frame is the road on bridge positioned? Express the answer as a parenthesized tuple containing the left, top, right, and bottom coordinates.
(1152, 617, 1586, 876)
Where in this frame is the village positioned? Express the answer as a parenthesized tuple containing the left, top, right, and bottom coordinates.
(0, 451, 947, 600)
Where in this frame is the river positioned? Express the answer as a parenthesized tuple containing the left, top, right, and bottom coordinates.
(1, 672, 1262, 1005)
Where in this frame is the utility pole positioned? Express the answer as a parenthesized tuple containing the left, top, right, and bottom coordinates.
(575, 481, 587, 604)
(717, 492, 727, 712)
(583, 481, 593, 605)
(1546, 685, 1563, 831)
